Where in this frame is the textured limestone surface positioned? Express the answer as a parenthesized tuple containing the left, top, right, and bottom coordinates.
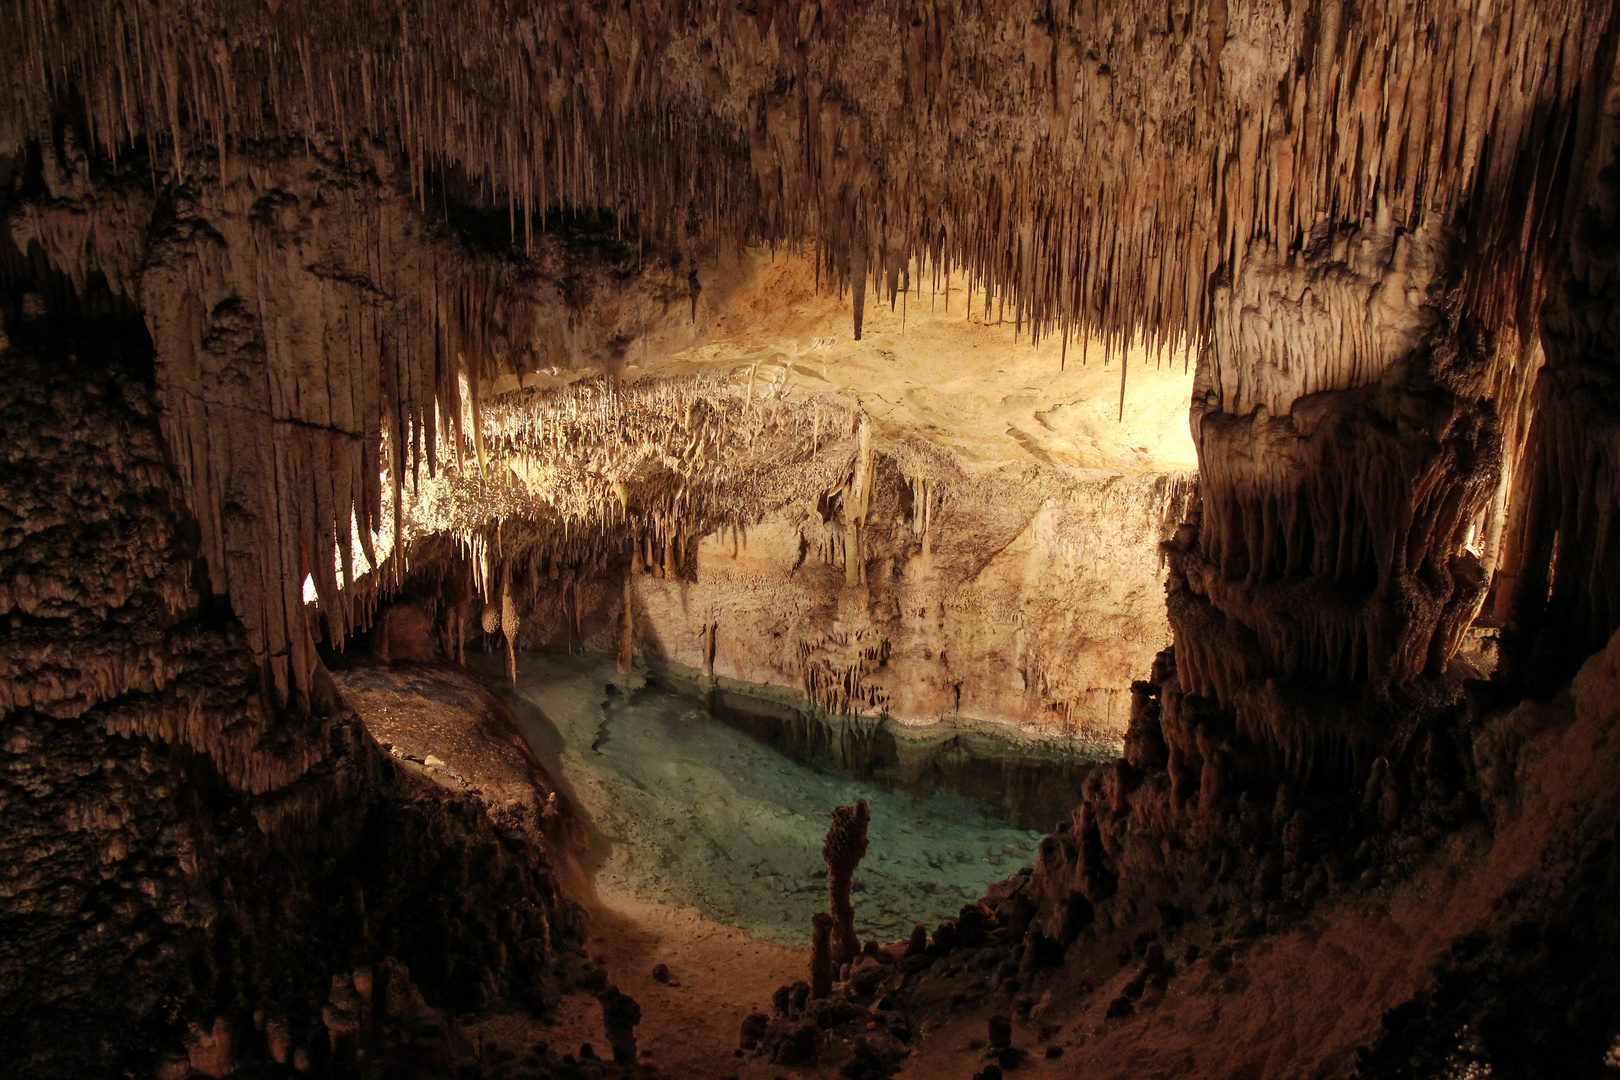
(0, 320, 581, 1079)
(331, 660, 570, 840)
(649, 249, 1200, 473)
(626, 476, 1182, 739)
(881, 626, 1620, 1080)
(624, 252, 1199, 739)
(5, 1, 1620, 1075)
(7, 150, 702, 707)
(352, 244, 1200, 742)
(4, 0, 1596, 355)
(475, 455, 1194, 742)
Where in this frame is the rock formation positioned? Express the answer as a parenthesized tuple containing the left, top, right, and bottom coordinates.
(810, 911, 836, 999)
(596, 985, 642, 1064)
(3, 0, 1597, 353)
(13, 0, 1603, 738)
(5, 0, 1620, 1074)
(0, 320, 584, 1078)
(823, 797, 872, 966)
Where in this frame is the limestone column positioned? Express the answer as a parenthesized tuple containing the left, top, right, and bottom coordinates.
(617, 567, 634, 675)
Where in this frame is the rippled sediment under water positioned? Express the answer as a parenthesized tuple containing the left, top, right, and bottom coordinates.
(475, 651, 1108, 948)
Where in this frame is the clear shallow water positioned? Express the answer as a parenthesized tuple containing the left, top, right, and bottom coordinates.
(481, 651, 1070, 948)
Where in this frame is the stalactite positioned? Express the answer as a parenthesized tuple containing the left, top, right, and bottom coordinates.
(501, 581, 519, 686)
(843, 414, 874, 587)
(3, 0, 1596, 377)
(797, 630, 892, 717)
(6, 0, 1608, 720)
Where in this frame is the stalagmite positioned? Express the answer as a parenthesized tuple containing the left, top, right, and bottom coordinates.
(617, 567, 634, 676)
(810, 913, 835, 999)
(596, 986, 641, 1064)
(823, 799, 871, 967)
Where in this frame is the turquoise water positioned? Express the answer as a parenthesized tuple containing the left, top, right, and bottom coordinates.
(485, 652, 1053, 948)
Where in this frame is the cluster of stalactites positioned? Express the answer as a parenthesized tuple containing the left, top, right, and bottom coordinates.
(370, 373, 879, 661)
(797, 629, 893, 717)
(146, 192, 528, 706)
(3, 0, 1603, 358)
(408, 371, 860, 545)
(6, 145, 629, 706)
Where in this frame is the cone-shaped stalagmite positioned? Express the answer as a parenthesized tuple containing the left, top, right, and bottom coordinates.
(822, 799, 870, 966)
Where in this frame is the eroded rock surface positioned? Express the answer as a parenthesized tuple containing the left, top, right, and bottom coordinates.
(0, 317, 582, 1078)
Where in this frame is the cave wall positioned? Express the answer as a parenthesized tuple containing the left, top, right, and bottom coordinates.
(6, 148, 703, 709)
(1155, 215, 1521, 797)
(1151, 27, 1620, 800)
(498, 464, 1193, 741)
(1500, 41, 1620, 693)
(0, 306, 580, 1077)
(967, 622, 1620, 1079)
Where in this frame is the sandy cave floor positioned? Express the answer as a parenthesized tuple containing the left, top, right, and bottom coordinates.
(542, 890, 810, 1078)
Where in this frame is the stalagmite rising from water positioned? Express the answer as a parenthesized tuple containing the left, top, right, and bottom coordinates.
(617, 566, 634, 676)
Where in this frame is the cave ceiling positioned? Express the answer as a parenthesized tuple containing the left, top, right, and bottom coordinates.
(2, 0, 1617, 709)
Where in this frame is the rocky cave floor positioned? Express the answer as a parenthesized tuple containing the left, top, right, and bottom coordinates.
(293, 639, 1620, 1080)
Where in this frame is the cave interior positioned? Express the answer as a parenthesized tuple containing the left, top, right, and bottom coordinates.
(4, 1, 1620, 1078)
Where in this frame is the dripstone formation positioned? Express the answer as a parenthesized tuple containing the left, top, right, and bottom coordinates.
(5, 0, 1620, 1076)
(0, 319, 585, 1079)
(823, 798, 873, 967)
